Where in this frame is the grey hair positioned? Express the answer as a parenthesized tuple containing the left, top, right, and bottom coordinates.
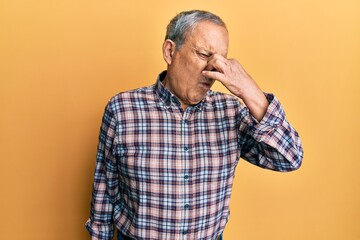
(165, 10, 227, 49)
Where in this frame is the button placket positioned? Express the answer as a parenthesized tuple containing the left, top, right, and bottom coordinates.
(181, 111, 191, 239)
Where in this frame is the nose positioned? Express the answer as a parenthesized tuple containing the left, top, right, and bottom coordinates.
(204, 64, 215, 71)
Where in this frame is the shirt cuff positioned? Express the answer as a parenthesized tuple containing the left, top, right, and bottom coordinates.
(250, 93, 285, 141)
(85, 219, 114, 240)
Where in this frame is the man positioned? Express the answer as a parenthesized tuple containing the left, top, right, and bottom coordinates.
(85, 10, 303, 240)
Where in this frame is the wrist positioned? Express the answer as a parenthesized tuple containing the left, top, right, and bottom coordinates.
(241, 90, 269, 122)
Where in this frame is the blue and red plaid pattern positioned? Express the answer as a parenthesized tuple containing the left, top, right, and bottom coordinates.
(85, 71, 303, 240)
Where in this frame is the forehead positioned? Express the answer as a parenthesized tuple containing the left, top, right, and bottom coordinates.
(185, 21, 229, 56)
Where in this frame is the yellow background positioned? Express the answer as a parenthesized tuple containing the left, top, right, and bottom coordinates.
(1, 0, 359, 239)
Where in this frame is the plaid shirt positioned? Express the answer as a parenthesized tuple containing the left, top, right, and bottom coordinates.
(85, 71, 303, 240)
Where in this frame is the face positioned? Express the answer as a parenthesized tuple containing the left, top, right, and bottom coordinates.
(163, 21, 229, 109)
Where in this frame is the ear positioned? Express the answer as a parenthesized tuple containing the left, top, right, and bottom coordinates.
(162, 39, 176, 65)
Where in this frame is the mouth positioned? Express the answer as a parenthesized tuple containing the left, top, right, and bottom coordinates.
(201, 82, 211, 87)
(200, 79, 214, 89)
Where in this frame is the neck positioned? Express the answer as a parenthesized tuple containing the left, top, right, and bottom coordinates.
(162, 74, 189, 110)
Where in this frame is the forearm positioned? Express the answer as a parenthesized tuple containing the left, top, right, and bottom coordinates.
(240, 94, 303, 171)
(239, 89, 269, 122)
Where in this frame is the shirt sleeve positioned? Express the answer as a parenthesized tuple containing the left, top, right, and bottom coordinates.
(85, 101, 119, 240)
(238, 93, 304, 171)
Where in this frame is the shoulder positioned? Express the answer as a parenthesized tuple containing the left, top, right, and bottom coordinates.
(106, 85, 156, 112)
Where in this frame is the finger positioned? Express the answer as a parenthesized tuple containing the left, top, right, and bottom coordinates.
(201, 70, 225, 83)
(206, 54, 228, 73)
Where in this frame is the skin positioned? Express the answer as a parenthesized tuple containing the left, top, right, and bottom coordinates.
(162, 20, 269, 121)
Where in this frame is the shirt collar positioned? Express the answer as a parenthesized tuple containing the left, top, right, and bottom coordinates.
(154, 71, 211, 111)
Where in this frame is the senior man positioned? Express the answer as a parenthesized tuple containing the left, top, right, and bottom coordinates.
(85, 10, 303, 240)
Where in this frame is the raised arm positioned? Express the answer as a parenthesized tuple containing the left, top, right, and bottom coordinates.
(202, 55, 303, 171)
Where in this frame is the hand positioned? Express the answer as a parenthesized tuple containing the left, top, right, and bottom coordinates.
(202, 54, 269, 121)
(202, 54, 259, 100)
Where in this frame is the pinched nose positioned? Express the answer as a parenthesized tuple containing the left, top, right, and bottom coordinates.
(204, 64, 215, 71)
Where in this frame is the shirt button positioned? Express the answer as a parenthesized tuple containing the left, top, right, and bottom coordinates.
(182, 230, 188, 235)
(184, 174, 189, 180)
(184, 147, 189, 151)
(184, 204, 190, 209)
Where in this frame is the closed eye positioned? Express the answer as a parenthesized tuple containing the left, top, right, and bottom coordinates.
(196, 51, 211, 59)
